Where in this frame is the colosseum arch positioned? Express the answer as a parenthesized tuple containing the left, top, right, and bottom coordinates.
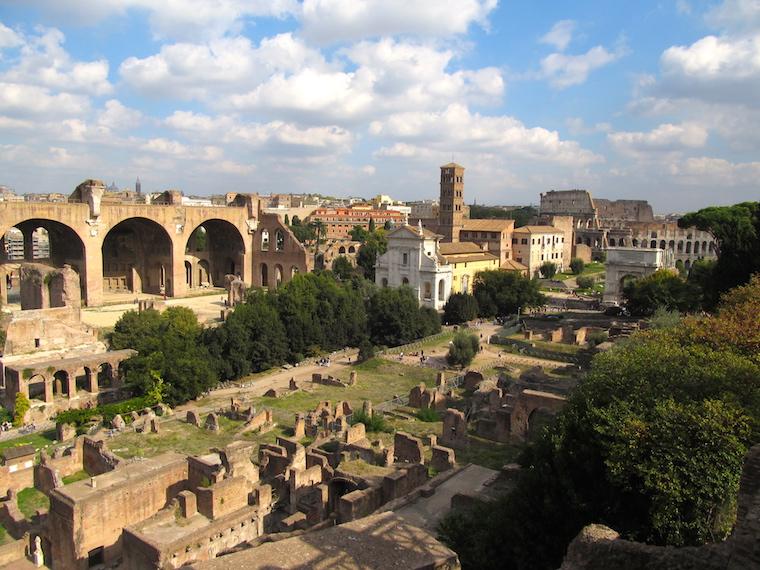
(184, 219, 246, 289)
(101, 217, 175, 297)
(0, 218, 87, 304)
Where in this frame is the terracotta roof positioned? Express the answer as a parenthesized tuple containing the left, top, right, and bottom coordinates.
(444, 253, 499, 264)
(513, 225, 564, 234)
(501, 259, 528, 271)
(441, 162, 465, 169)
(462, 219, 515, 232)
(438, 242, 484, 255)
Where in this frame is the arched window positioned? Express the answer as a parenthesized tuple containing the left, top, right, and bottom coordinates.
(632, 238, 638, 247)
(659, 240, 666, 250)
(275, 230, 285, 251)
(348, 246, 356, 253)
(686, 242, 692, 254)
(669, 240, 675, 250)
(260, 263, 268, 287)
(609, 238, 616, 247)
(677, 241, 683, 252)
(291, 266, 299, 278)
(382, 278, 388, 287)
(424, 282, 432, 300)
(261, 230, 269, 251)
(461, 274, 470, 293)
(402, 277, 409, 286)
(275, 264, 283, 287)
(338, 246, 346, 254)
(650, 240, 656, 248)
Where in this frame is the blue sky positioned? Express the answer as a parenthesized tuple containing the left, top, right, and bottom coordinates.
(1, 0, 759, 212)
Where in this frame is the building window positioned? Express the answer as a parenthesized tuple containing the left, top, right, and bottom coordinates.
(382, 278, 388, 287)
(402, 277, 409, 285)
(275, 230, 285, 251)
(424, 282, 432, 299)
(402, 252, 408, 266)
(261, 230, 269, 251)
(521, 239, 528, 245)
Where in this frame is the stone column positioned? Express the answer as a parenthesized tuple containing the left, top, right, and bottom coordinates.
(44, 377, 53, 403)
(22, 229, 34, 262)
(241, 232, 254, 287)
(66, 371, 76, 400)
(88, 367, 98, 393)
(83, 238, 103, 307)
(170, 238, 186, 298)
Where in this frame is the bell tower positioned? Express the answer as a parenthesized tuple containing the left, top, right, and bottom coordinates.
(438, 163, 464, 242)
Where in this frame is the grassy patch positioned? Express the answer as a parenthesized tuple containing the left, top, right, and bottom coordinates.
(384, 331, 455, 354)
(0, 523, 10, 546)
(416, 407, 441, 422)
(555, 261, 606, 281)
(508, 335, 584, 354)
(456, 435, 522, 470)
(62, 470, 90, 485)
(0, 430, 57, 455)
(17, 487, 49, 519)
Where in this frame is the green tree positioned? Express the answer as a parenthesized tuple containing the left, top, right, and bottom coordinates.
(368, 218, 376, 232)
(539, 261, 557, 279)
(356, 230, 388, 281)
(443, 293, 479, 324)
(331, 256, 355, 280)
(623, 270, 701, 316)
(679, 201, 760, 303)
(383, 220, 393, 230)
(291, 215, 301, 226)
(110, 307, 218, 406)
(569, 258, 585, 275)
(469, 204, 537, 227)
(13, 392, 30, 427)
(473, 270, 545, 317)
(366, 286, 425, 347)
(349, 225, 369, 242)
(446, 332, 479, 367)
(284, 214, 290, 225)
(575, 275, 595, 290)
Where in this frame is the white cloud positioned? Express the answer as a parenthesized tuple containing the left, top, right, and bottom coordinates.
(299, 0, 497, 44)
(705, 0, 760, 32)
(669, 155, 760, 186)
(540, 45, 621, 88)
(97, 99, 142, 131)
(1, 27, 111, 96)
(120, 33, 328, 99)
(0, 23, 23, 49)
(676, 0, 692, 15)
(608, 122, 708, 156)
(540, 20, 575, 51)
(371, 103, 603, 165)
(18, 0, 298, 41)
(0, 82, 89, 117)
(566, 117, 611, 135)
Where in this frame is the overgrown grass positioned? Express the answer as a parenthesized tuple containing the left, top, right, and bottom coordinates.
(351, 409, 392, 432)
(554, 261, 606, 281)
(17, 487, 49, 519)
(0, 430, 57, 455)
(62, 470, 90, 485)
(416, 407, 441, 422)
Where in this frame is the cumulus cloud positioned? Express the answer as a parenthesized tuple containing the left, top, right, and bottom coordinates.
(371, 103, 603, 165)
(608, 122, 708, 156)
(0, 82, 89, 117)
(299, 0, 497, 44)
(540, 45, 622, 88)
(540, 20, 575, 51)
(0, 22, 23, 50)
(705, 0, 760, 32)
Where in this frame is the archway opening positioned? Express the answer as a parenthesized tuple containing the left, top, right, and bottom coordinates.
(260, 263, 269, 287)
(75, 368, 90, 393)
(102, 217, 173, 296)
(184, 220, 245, 288)
(527, 407, 555, 440)
(27, 375, 46, 401)
(98, 363, 113, 389)
(53, 370, 69, 398)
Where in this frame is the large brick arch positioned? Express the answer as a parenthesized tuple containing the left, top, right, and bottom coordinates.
(184, 218, 247, 288)
(510, 389, 567, 441)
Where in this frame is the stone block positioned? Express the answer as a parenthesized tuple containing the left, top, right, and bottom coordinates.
(431, 445, 456, 472)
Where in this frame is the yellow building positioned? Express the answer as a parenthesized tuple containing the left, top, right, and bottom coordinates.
(439, 242, 499, 294)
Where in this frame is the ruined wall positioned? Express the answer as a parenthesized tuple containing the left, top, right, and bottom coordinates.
(82, 438, 122, 475)
(196, 476, 248, 520)
(47, 453, 188, 570)
(594, 199, 654, 223)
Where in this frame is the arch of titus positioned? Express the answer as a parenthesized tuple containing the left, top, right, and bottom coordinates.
(0, 180, 311, 306)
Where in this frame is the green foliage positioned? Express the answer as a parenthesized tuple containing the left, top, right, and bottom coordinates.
(383, 220, 393, 230)
(12, 392, 30, 427)
(569, 258, 585, 275)
(446, 332, 479, 367)
(416, 407, 440, 422)
(358, 340, 375, 362)
(575, 275, 595, 290)
(0, 407, 12, 424)
(623, 270, 701, 316)
(366, 286, 438, 346)
(648, 307, 682, 329)
(284, 214, 289, 225)
(592, 250, 607, 262)
(22, 369, 32, 380)
(675, 258, 687, 277)
(468, 204, 537, 228)
(349, 225, 369, 242)
(350, 409, 391, 432)
(56, 394, 159, 426)
(473, 270, 546, 318)
(443, 293, 479, 325)
(110, 307, 217, 406)
(539, 262, 557, 279)
(356, 230, 387, 280)
(17, 487, 49, 520)
(331, 255, 355, 280)
(368, 218, 376, 232)
(585, 330, 608, 347)
(679, 201, 760, 304)
(289, 221, 316, 243)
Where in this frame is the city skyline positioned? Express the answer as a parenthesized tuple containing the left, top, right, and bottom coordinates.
(1, 0, 759, 210)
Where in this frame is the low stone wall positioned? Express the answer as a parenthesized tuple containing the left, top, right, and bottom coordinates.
(0, 533, 28, 567)
(82, 437, 122, 475)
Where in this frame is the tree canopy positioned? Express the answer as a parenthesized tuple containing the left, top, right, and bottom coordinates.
(622, 269, 701, 316)
(446, 332, 479, 367)
(473, 270, 545, 317)
(443, 293, 479, 324)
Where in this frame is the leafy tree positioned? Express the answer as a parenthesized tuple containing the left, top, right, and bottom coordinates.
(110, 307, 218, 406)
(349, 225, 369, 242)
(675, 259, 687, 277)
(366, 286, 428, 346)
(592, 250, 607, 262)
(443, 293, 479, 324)
(13, 392, 30, 427)
(331, 256, 355, 280)
(648, 307, 681, 329)
(446, 332, 479, 367)
(575, 275, 595, 290)
(687, 258, 719, 308)
(623, 270, 701, 316)
(473, 270, 545, 318)
(469, 204, 537, 227)
(357, 339, 375, 362)
(540, 261, 557, 279)
(291, 215, 301, 226)
(356, 230, 388, 281)
(569, 258, 585, 275)
(383, 220, 393, 230)
(418, 306, 442, 337)
(289, 222, 316, 243)
(679, 201, 760, 303)
(368, 218, 376, 232)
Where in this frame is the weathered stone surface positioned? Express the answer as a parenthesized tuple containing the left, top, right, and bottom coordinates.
(362, 400, 373, 417)
(205, 413, 220, 431)
(150, 418, 160, 433)
(441, 408, 468, 448)
(111, 414, 125, 430)
(393, 432, 424, 464)
(56, 422, 76, 442)
(431, 445, 456, 472)
(186, 410, 201, 427)
(463, 370, 484, 391)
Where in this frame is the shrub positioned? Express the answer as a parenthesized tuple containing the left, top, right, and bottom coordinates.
(570, 258, 585, 275)
(446, 332, 479, 367)
(586, 331, 609, 347)
(416, 407, 440, 422)
(540, 262, 557, 279)
(443, 293, 479, 325)
(12, 393, 30, 427)
(358, 340, 375, 362)
(576, 275, 595, 290)
(350, 409, 391, 432)
(55, 395, 159, 427)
